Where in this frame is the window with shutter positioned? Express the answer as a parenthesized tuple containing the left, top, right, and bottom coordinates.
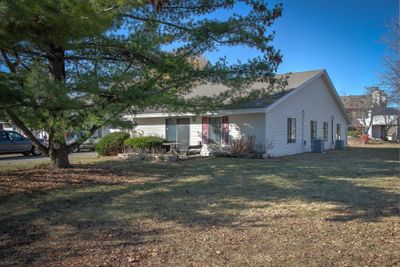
(208, 117, 221, 144)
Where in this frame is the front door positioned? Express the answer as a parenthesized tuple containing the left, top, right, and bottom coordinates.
(177, 118, 190, 151)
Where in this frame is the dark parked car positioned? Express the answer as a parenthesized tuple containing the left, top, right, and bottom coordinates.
(0, 130, 45, 156)
(67, 134, 100, 152)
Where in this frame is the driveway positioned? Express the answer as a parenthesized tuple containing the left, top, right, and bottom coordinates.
(0, 151, 98, 166)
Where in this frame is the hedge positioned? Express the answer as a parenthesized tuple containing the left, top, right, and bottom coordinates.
(95, 132, 130, 156)
(124, 136, 166, 153)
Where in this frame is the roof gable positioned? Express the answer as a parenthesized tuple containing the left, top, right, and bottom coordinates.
(264, 70, 350, 124)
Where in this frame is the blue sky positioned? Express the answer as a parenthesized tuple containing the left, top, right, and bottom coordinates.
(204, 0, 398, 96)
(1, 1, 396, 97)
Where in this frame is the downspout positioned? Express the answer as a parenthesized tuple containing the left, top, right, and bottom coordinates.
(302, 110, 305, 152)
(331, 115, 334, 148)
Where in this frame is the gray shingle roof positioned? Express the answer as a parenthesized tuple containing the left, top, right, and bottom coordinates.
(187, 69, 323, 98)
(187, 69, 324, 109)
(142, 69, 323, 113)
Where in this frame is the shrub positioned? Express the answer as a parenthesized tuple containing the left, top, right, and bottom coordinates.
(348, 129, 361, 138)
(124, 136, 166, 153)
(95, 132, 130, 156)
(230, 136, 256, 156)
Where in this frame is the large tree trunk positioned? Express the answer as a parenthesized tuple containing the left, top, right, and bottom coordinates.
(49, 145, 70, 168)
(47, 43, 70, 169)
(48, 44, 66, 81)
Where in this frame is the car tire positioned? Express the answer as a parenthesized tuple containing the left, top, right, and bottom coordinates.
(31, 146, 42, 156)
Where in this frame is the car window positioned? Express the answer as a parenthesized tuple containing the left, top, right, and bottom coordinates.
(8, 131, 24, 140)
(0, 132, 9, 141)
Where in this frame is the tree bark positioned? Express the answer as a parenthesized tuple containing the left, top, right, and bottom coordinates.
(46, 43, 70, 168)
(48, 44, 66, 81)
(49, 144, 70, 168)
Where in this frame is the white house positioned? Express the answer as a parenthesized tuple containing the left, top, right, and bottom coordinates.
(365, 112, 400, 141)
(128, 70, 350, 157)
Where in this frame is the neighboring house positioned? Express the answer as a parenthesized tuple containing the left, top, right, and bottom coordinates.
(128, 70, 350, 157)
(340, 95, 370, 128)
(341, 89, 400, 141)
(365, 109, 400, 141)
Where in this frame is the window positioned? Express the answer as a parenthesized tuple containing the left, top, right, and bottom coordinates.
(323, 122, 328, 141)
(311, 121, 317, 141)
(287, 118, 296, 143)
(336, 124, 341, 140)
(8, 131, 23, 140)
(166, 118, 190, 151)
(166, 119, 177, 142)
(0, 131, 9, 141)
(208, 117, 221, 144)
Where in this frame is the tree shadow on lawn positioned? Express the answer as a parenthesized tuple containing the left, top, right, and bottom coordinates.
(0, 147, 398, 264)
(0, 185, 165, 265)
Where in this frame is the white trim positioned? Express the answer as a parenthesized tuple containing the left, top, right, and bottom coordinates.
(128, 108, 266, 119)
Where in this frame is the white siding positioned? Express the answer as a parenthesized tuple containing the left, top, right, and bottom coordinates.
(265, 75, 348, 156)
(132, 114, 266, 148)
(229, 113, 265, 150)
(132, 118, 166, 138)
(133, 117, 201, 146)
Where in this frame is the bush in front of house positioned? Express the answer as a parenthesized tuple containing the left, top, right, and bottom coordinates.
(124, 136, 166, 153)
(230, 136, 256, 156)
(95, 132, 130, 156)
(211, 135, 263, 158)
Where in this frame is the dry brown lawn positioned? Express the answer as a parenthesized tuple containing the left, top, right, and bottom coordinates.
(348, 136, 400, 148)
(0, 144, 399, 266)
